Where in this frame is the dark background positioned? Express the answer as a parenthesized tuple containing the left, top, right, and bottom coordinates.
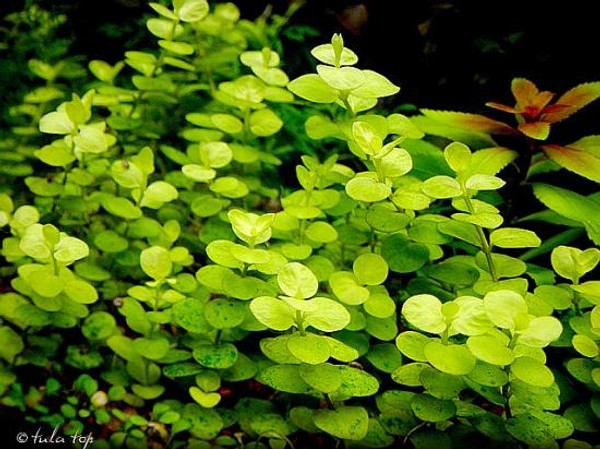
(2, 0, 600, 139)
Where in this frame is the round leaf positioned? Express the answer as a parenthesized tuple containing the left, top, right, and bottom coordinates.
(466, 335, 514, 366)
(424, 342, 476, 375)
(277, 262, 318, 299)
(402, 294, 446, 334)
(353, 253, 389, 286)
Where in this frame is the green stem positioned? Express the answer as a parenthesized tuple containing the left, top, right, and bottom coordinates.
(295, 310, 306, 336)
(464, 195, 498, 282)
(372, 156, 384, 182)
(50, 255, 58, 276)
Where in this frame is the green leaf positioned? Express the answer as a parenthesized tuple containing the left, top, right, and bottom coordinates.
(250, 296, 295, 331)
(510, 356, 554, 387)
(313, 406, 369, 440)
(402, 294, 446, 334)
(380, 148, 413, 178)
(299, 364, 342, 393)
(551, 245, 600, 283)
(249, 109, 283, 137)
(287, 333, 330, 364)
(363, 291, 396, 318)
(94, 230, 128, 253)
(533, 183, 600, 245)
(101, 196, 142, 220)
(352, 70, 399, 99)
(424, 342, 476, 375)
(173, 297, 211, 333)
(465, 174, 505, 191)
(189, 387, 221, 408)
(391, 362, 428, 386)
(572, 334, 599, 358)
(0, 326, 24, 363)
(141, 181, 178, 208)
(82, 312, 116, 340)
(173, 0, 209, 22)
(483, 290, 528, 330)
(517, 316, 563, 348)
(317, 65, 365, 90)
(421, 175, 462, 199)
(353, 253, 388, 286)
(258, 365, 311, 394)
(182, 164, 216, 182)
(505, 413, 557, 447)
(352, 121, 383, 156)
(204, 298, 246, 329)
(211, 177, 249, 199)
(140, 246, 172, 280)
(329, 271, 370, 305)
(35, 141, 76, 167)
(444, 142, 472, 173)
(366, 207, 409, 232)
(288, 74, 339, 103)
(411, 394, 456, 422)
(366, 343, 403, 373)
(466, 147, 518, 176)
(381, 234, 430, 273)
(133, 337, 170, 360)
(388, 113, 424, 139)
(395, 331, 431, 362)
(466, 335, 514, 366)
(192, 343, 238, 369)
(305, 221, 338, 243)
(304, 297, 351, 332)
(210, 114, 243, 134)
(489, 228, 541, 248)
(420, 367, 465, 399)
(311, 43, 358, 66)
(54, 236, 89, 264)
(346, 175, 391, 202)
(39, 111, 74, 134)
(64, 279, 99, 304)
(450, 296, 494, 336)
(335, 365, 380, 397)
(159, 39, 194, 55)
(277, 262, 318, 299)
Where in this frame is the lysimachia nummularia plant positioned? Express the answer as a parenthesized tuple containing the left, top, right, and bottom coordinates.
(1, 1, 600, 448)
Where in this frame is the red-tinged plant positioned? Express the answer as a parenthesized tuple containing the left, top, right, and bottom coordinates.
(415, 78, 600, 182)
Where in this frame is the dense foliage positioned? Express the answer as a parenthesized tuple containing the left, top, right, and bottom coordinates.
(2, 1, 600, 448)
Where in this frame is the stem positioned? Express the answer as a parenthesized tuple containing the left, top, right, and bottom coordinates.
(340, 93, 355, 117)
(295, 310, 306, 336)
(401, 422, 427, 447)
(324, 393, 335, 409)
(369, 226, 377, 252)
(464, 195, 498, 282)
(372, 156, 384, 182)
(298, 219, 307, 245)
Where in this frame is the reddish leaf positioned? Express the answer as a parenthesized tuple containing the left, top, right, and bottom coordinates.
(421, 109, 517, 135)
(542, 144, 600, 183)
(540, 104, 570, 115)
(531, 91, 554, 110)
(518, 121, 550, 140)
(543, 82, 600, 123)
(486, 102, 519, 114)
(511, 78, 539, 108)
